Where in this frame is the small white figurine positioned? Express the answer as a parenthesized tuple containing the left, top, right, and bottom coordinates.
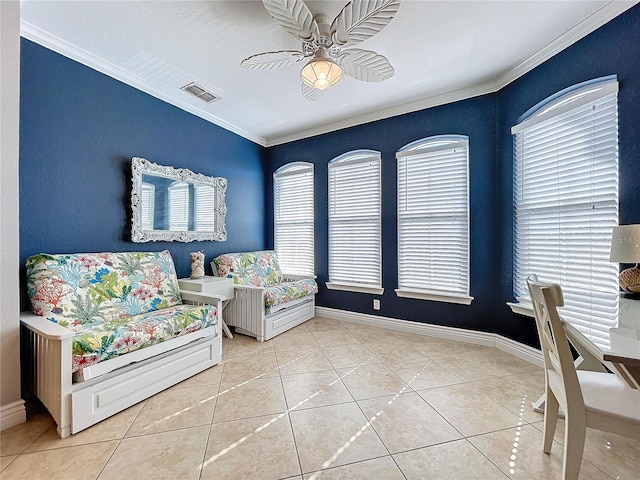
(190, 251, 205, 279)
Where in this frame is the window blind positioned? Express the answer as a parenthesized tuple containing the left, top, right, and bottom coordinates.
(397, 136, 470, 296)
(168, 182, 190, 231)
(328, 151, 382, 289)
(140, 183, 155, 230)
(274, 162, 314, 276)
(512, 78, 619, 346)
(194, 184, 215, 231)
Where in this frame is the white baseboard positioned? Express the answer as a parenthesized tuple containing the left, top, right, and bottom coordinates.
(0, 400, 26, 431)
(315, 307, 543, 367)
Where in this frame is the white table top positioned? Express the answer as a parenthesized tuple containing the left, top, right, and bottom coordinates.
(563, 298, 640, 366)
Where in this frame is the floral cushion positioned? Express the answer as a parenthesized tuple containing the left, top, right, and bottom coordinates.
(26, 251, 183, 325)
(213, 251, 284, 286)
(264, 279, 318, 308)
(71, 304, 217, 373)
(26, 250, 217, 373)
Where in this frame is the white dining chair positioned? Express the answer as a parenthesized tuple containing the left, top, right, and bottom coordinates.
(526, 274, 640, 480)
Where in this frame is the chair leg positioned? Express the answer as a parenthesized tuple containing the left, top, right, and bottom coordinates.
(543, 388, 559, 454)
(562, 411, 586, 480)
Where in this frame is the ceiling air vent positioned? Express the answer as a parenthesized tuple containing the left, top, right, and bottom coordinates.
(180, 83, 219, 103)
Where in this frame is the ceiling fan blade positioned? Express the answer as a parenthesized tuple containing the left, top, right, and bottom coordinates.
(340, 49, 394, 82)
(262, 0, 318, 42)
(302, 83, 325, 101)
(331, 0, 400, 47)
(241, 50, 305, 71)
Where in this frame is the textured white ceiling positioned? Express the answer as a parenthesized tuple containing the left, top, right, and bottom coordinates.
(20, 0, 638, 146)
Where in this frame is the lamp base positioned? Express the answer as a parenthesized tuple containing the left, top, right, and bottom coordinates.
(619, 266, 640, 294)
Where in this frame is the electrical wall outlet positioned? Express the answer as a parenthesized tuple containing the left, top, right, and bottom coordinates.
(373, 299, 380, 310)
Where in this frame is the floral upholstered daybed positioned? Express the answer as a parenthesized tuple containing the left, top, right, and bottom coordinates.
(212, 250, 317, 341)
(20, 250, 222, 438)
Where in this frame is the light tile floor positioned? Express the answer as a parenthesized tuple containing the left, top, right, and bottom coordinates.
(2, 316, 639, 479)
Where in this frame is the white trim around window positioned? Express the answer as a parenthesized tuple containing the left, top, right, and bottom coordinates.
(327, 149, 382, 293)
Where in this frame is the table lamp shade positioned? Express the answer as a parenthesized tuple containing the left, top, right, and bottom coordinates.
(610, 225, 640, 263)
(611, 224, 640, 295)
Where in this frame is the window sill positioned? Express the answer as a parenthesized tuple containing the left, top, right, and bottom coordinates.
(507, 302, 534, 317)
(395, 289, 474, 305)
(325, 282, 384, 295)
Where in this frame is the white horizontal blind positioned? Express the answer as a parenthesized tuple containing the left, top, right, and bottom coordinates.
(274, 162, 314, 276)
(140, 183, 155, 230)
(397, 136, 469, 295)
(513, 78, 619, 346)
(328, 151, 381, 288)
(169, 181, 190, 231)
(194, 184, 215, 231)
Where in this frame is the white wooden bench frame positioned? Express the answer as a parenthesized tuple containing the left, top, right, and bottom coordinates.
(20, 292, 222, 438)
(223, 277, 316, 342)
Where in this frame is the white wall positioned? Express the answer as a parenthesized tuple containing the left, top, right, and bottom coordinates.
(0, 0, 25, 430)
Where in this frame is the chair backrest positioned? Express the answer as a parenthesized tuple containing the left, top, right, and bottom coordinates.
(526, 274, 584, 410)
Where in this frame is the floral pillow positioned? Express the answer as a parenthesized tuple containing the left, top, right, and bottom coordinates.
(26, 250, 183, 329)
(213, 251, 284, 286)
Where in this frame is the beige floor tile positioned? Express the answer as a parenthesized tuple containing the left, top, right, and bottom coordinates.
(303, 456, 405, 479)
(0, 412, 54, 456)
(290, 402, 388, 473)
(417, 383, 520, 436)
(337, 363, 408, 401)
(221, 349, 279, 383)
(273, 331, 321, 352)
(431, 349, 538, 381)
(310, 330, 361, 347)
(1, 440, 118, 480)
(214, 376, 287, 422)
(282, 370, 354, 410)
(376, 345, 432, 365)
(387, 358, 465, 391)
(277, 348, 334, 376)
(0, 455, 17, 472)
(225, 333, 273, 359)
(305, 317, 348, 332)
(202, 414, 300, 480)
(99, 426, 209, 480)
(171, 363, 223, 388)
(26, 401, 144, 452)
(358, 392, 462, 453)
(469, 424, 613, 479)
(322, 343, 379, 369)
(393, 439, 509, 479)
(468, 370, 545, 423)
(531, 419, 640, 479)
(126, 385, 217, 436)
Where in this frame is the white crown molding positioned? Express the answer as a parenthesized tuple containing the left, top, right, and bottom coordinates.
(20, 0, 637, 148)
(267, 0, 638, 146)
(315, 306, 543, 367)
(493, 0, 639, 91)
(19, 21, 268, 147)
(0, 400, 26, 431)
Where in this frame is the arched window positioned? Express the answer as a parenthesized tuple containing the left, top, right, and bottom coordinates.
(327, 150, 382, 294)
(274, 162, 314, 276)
(512, 76, 619, 344)
(396, 135, 471, 304)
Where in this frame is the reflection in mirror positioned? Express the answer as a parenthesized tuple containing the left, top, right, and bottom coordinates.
(131, 157, 227, 242)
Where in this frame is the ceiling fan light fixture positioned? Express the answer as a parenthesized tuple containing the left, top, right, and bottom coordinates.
(301, 56, 342, 90)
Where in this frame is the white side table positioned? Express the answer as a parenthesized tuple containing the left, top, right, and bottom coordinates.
(178, 276, 235, 339)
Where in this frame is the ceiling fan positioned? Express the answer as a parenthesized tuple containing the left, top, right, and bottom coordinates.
(241, 0, 400, 101)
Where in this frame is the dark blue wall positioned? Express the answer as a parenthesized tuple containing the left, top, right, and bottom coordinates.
(266, 94, 501, 334)
(19, 4, 640, 345)
(19, 39, 266, 309)
(266, 5, 640, 347)
(495, 5, 640, 345)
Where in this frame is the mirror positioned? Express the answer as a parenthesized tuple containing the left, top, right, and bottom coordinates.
(131, 157, 227, 242)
